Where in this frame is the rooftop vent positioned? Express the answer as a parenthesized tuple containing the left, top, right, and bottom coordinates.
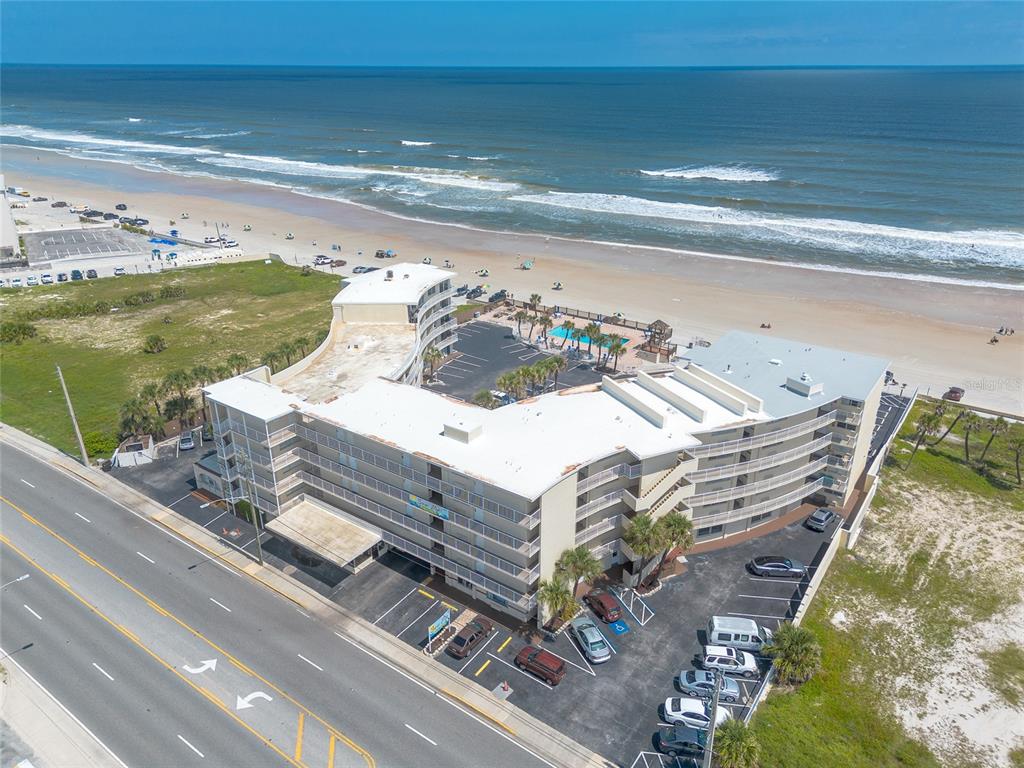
(769, 358, 782, 366)
(443, 420, 482, 444)
(724, 364, 733, 374)
(385, 270, 393, 280)
(785, 373, 824, 397)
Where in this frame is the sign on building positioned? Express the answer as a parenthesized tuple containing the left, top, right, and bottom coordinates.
(409, 494, 449, 520)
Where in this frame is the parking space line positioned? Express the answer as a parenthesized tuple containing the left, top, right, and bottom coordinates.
(736, 594, 799, 602)
(500, 343, 525, 350)
(728, 611, 787, 622)
(474, 659, 491, 677)
(396, 600, 439, 639)
(458, 632, 495, 673)
(497, 636, 511, 653)
(543, 645, 595, 677)
(451, 359, 480, 367)
(440, 372, 465, 379)
(417, 588, 434, 599)
(440, 601, 459, 612)
(458, 352, 488, 361)
(485, 653, 553, 690)
(203, 510, 229, 527)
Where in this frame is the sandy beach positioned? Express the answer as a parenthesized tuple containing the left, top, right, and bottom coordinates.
(5, 146, 1022, 413)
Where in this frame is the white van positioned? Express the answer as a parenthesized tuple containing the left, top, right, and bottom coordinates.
(707, 616, 773, 654)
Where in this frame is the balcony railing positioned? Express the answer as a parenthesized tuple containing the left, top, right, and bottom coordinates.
(576, 514, 622, 545)
(576, 490, 626, 522)
(415, 288, 455, 319)
(686, 435, 833, 483)
(687, 457, 830, 507)
(688, 411, 839, 458)
(691, 478, 826, 528)
(576, 462, 641, 494)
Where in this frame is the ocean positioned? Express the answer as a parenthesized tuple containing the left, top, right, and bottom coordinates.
(2, 66, 1022, 287)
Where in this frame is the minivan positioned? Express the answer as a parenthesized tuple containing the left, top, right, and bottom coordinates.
(515, 645, 566, 686)
(707, 616, 773, 654)
(700, 645, 759, 678)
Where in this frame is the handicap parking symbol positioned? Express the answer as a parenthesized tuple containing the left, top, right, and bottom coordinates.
(609, 619, 630, 635)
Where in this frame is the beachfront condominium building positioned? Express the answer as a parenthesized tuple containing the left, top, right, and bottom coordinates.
(205, 263, 887, 623)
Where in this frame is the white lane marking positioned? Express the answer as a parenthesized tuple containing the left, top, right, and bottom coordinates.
(485, 653, 553, 690)
(209, 597, 232, 613)
(538, 644, 594, 677)
(0, 649, 129, 767)
(727, 611, 788, 620)
(74, 512, 92, 523)
(19, 478, 35, 488)
(295, 608, 311, 619)
(136, 551, 155, 564)
(438, 372, 464, 379)
(334, 631, 433, 693)
(404, 723, 437, 746)
(737, 594, 799, 602)
(373, 586, 418, 625)
(177, 734, 205, 758)
(92, 662, 114, 681)
(167, 492, 194, 507)
(297, 653, 324, 672)
(23, 604, 42, 620)
(396, 600, 440, 639)
(458, 352, 488, 361)
(203, 510, 229, 527)
(457, 631, 496, 674)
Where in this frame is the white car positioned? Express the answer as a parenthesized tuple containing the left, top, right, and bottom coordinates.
(701, 645, 759, 678)
(663, 697, 731, 729)
(11, 277, 23, 288)
(113, 266, 127, 276)
(204, 236, 220, 244)
(26, 275, 39, 286)
(40, 273, 54, 284)
(222, 239, 238, 248)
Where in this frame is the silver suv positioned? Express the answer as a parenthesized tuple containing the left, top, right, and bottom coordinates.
(569, 616, 611, 664)
(700, 645, 759, 678)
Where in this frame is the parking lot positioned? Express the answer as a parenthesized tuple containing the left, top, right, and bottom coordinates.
(425, 320, 604, 402)
(330, 512, 837, 767)
(871, 392, 912, 457)
(22, 227, 151, 262)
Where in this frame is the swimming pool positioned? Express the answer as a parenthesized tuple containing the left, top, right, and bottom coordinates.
(549, 326, 628, 348)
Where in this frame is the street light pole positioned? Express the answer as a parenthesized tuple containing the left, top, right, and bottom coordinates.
(56, 365, 89, 466)
(702, 670, 722, 768)
(1, 574, 30, 590)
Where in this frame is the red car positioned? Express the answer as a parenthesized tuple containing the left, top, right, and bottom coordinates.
(445, 616, 494, 659)
(515, 645, 566, 686)
(584, 588, 622, 623)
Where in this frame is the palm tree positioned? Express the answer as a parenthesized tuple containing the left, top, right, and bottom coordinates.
(527, 314, 539, 341)
(423, 346, 443, 378)
(164, 394, 198, 430)
(529, 292, 542, 311)
(313, 328, 329, 347)
(714, 718, 761, 768)
(548, 355, 567, 389)
(904, 411, 941, 470)
(571, 328, 583, 351)
(227, 353, 250, 375)
(119, 398, 151, 438)
(765, 622, 822, 684)
(556, 545, 602, 599)
(513, 310, 529, 338)
(162, 369, 194, 403)
(260, 351, 281, 373)
(559, 320, 575, 349)
(979, 416, 1009, 462)
(608, 339, 626, 371)
(623, 512, 665, 586)
(653, 511, 694, 578)
(536, 314, 553, 346)
(276, 340, 298, 367)
(191, 365, 216, 424)
(928, 405, 963, 446)
(214, 363, 234, 381)
(495, 372, 519, 400)
(1008, 436, 1024, 485)
(536, 577, 574, 625)
(961, 412, 983, 463)
(473, 389, 499, 409)
(592, 333, 609, 365)
(139, 381, 166, 419)
(294, 335, 311, 357)
(583, 322, 601, 358)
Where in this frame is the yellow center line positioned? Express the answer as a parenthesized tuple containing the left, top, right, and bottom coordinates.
(497, 636, 512, 653)
(327, 734, 336, 768)
(295, 712, 305, 762)
(474, 659, 491, 677)
(0, 495, 375, 768)
(417, 588, 434, 599)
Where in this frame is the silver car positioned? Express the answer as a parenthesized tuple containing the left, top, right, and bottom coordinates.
(677, 669, 742, 703)
(569, 616, 612, 664)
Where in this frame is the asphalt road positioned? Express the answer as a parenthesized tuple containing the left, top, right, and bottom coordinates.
(0, 443, 552, 768)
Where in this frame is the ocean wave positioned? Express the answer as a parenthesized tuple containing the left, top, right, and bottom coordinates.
(198, 153, 519, 192)
(0, 124, 218, 156)
(467, 155, 499, 161)
(126, 117, 142, 122)
(510, 191, 1024, 269)
(640, 165, 779, 182)
(401, 140, 434, 146)
(182, 130, 252, 139)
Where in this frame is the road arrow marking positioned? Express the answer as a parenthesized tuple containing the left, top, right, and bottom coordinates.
(235, 691, 273, 710)
(183, 659, 218, 675)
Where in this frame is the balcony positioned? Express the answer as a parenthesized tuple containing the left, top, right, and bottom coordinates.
(688, 411, 838, 458)
(576, 490, 626, 522)
(690, 478, 826, 529)
(687, 456, 830, 508)
(686, 435, 833, 483)
(576, 462, 641, 494)
(415, 288, 455, 320)
(577, 514, 623, 545)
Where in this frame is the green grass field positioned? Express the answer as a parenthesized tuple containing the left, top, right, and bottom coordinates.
(0, 261, 338, 454)
(751, 397, 1024, 768)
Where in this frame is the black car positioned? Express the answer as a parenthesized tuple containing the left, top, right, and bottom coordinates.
(119, 216, 133, 224)
(103, 212, 119, 220)
(57, 273, 68, 283)
(748, 555, 807, 578)
(656, 725, 705, 758)
(805, 507, 837, 532)
(85, 269, 98, 279)
(466, 288, 484, 300)
(70, 269, 84, 281)
(83, 209, 103, 218)
(32, 196, 47, 202)
(115, 203, 128, 211)
(488, 289, 508, 303)
(51, 201, 68, 207)
(455, 284, 469, 296)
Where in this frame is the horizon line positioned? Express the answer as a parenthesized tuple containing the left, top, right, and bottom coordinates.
(3, 62, 1022, 70)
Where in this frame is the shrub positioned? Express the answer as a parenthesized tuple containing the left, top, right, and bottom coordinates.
(83, 430, 119, 457)
(0, 320, 38, 344)
(142, 334, 167, 354)
(159, 285, 186, 299)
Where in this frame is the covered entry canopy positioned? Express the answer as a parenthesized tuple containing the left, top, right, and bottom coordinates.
(266, 496, 381, 568)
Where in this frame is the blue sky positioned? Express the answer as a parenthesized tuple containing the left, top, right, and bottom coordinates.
(2, 1, 1022, 66)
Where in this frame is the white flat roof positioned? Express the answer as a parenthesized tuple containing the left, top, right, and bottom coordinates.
(305, 373, 760, 500)
(335, 263, 455, 306)
(206, 375, 299, 422)
(265, 497, 381, 567)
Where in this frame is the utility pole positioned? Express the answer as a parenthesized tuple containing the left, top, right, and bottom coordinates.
(56, 365, 89, 466)
(702, 671, 722, 768)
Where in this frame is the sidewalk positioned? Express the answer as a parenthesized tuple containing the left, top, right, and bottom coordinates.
(0, 654, 123, 768)
(1, 424, 614, 768)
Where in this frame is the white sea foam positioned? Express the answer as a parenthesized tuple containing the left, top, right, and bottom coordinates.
(640, 165, 779, 182)
(182, 130, 252, 139)
(1, 124, 218, 156)
(126, 117, 142, 122)
(401, 140, 434, 146)
(467, 155, 499, 161)
(511, 191, 1024, 269)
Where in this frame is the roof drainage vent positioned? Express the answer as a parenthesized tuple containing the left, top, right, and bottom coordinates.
(785, 373, 824, 398)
